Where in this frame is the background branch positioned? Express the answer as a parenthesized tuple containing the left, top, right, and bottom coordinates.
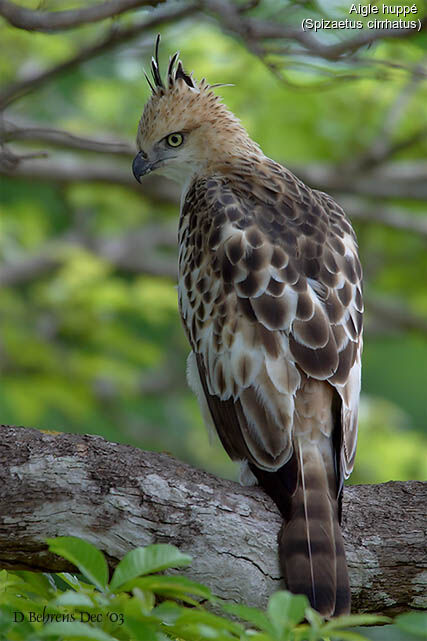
(0, 224, 178, 286)
(295, 162, 427, 202)
(0, 150, 180, 202)
(1, 1, 425, 110)
(3, 148, 427, 207)
(0, 2, 197, 110)
(0, 0, 163, 32)
(3, 0, 424, 55)
(350, 58, 427, 171)
(364, 294, 427, 335)
(0, 118, 134, 155)
(202, 0, 426, 61)
(338, 197, 427, 238)
(0, 425, 425, 615)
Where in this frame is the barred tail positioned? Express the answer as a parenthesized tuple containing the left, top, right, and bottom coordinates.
(250, 440, 350, 617)
(278, 440, 350, 617)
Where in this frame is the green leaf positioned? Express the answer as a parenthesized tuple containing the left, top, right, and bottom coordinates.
(124, 617, 170, 641)
(173, 608, 244, 636)
(47, 537, 108, 592)
(56, 573, 84, 590)
(130, 586, 156, 613)
(0, 593, 44, 616)
(0, 605, 16, 635)
(54, 591, 95, 608)
(351, 624, 424, 641)
(267, 591, 308, 635)
(245, 634, 280, 641)
(120, 575, 212, 604)
(327, 631, 372, 641)
(223, 603, 276, 636)
(323, 614, 391, 630)
(0, 605, 36, 640)
(110, 544, 191, 590)
(152, 601, 183, 625)
(123, 590, 157, 619)
(12, 571, 56, 600)
(396, 612, 427, 638)
(304, 607, 323, 630)
(39, 621, 117, 640)
(292, 624, 316, 641)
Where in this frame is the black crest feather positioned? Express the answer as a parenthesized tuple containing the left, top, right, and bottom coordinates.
(175, 60, 195, 88)
(149, 33, 164, 91)
(167, 52, 179, 87)
(146, 34, 197, 94)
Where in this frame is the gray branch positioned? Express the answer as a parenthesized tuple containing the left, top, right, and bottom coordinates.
(0, 0, 164, 32)
(0, 225, 178, 286)
(3, 0, 424, 56)
(0, 150, 181, 202)
(349, 59, 427, 171)
(0, 118, 135, 155)
(0, 253, 62, 287)
(364, 293, 427, 335)
(338, 197, 427, 239)
(0, 2, 197, 110)
(3, 146, 427, 206)
(202, 0, 427, 61)
(295, 162, 427, 202)
(0, 425, 425, 615)
(1, 0, 425, 111)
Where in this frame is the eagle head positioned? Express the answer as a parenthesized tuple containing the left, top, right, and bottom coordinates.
(133, 35, 260, 186)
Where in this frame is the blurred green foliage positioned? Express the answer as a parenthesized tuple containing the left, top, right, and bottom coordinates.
(2, 536, 422, 641)
(1, 4, 427, 485)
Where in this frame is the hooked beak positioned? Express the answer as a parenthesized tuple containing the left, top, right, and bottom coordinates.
(132, 151, 152, 183)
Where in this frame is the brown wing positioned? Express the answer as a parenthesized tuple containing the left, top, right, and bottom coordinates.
(178, 159, 363, 484)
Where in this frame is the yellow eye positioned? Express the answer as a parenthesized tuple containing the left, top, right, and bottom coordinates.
(166, 133, 183, 147)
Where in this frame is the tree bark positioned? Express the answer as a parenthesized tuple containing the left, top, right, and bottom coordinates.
(0, 425, 425, 615)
